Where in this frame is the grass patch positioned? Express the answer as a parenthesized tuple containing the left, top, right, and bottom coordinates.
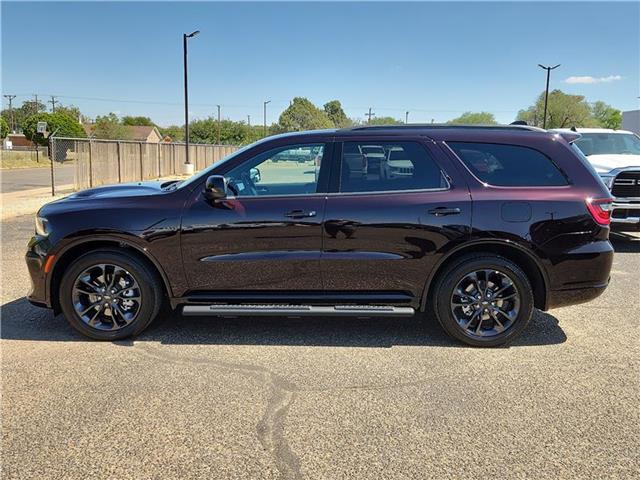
(1, 150, 53, 169)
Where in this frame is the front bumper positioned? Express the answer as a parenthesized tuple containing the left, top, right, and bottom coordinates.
(26, 235, 53, 308)
(610, 199, 640, 231)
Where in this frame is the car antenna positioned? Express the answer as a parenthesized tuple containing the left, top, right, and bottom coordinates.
(570, 126, 578, 132)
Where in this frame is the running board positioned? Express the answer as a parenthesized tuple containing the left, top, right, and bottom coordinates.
(182, 304, 415, 317)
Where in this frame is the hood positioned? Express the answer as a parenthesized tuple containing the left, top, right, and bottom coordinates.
(66, 180, 177, 200)
(586, 154, 640, 174)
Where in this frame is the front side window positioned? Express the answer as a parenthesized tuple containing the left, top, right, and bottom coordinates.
(225, 144, 325, 197)
(574, 133, 640, 156)
(448, 142, 568, 187)
(339, 141, 447, 193)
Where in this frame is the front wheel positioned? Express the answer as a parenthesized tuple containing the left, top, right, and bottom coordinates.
(433, 254, 534, 347)
(59, 249, 163, 340)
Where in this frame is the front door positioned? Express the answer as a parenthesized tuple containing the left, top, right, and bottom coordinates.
(180, 142, 330, 292)
(321, 138, 471, 307)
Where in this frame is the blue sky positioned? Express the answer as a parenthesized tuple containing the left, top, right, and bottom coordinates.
(2, 1, 639, 126)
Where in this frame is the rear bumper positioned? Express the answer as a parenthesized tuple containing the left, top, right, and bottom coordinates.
(547, 281, 609, 309)
(544, 239, 613, 310)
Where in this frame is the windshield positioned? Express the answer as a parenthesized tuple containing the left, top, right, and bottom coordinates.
(573, 133, 640, 156)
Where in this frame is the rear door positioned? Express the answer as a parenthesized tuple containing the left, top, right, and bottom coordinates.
(320, 136, 471, 307)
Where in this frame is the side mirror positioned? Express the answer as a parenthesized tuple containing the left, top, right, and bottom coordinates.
(249, 167, 261, 183)
(203, 175, 228, 201)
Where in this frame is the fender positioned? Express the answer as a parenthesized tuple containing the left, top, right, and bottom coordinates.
(47, 232, 175, 306)
(419, 238, 551, 312)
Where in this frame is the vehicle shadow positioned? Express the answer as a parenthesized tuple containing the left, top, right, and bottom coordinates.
(1, 297, 566, 348)
(611, 232, 640, 253)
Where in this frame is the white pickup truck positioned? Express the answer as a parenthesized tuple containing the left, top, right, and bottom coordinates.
(553, 128, 640, 231)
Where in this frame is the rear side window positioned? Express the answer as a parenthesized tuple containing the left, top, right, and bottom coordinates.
(340, 141, 448, 193)
(448, 142, 567, 187)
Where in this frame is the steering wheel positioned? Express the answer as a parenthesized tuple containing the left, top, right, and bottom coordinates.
(237, 170, 258, 196)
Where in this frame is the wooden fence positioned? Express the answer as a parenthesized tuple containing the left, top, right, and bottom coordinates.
(51, 137, 238, 190)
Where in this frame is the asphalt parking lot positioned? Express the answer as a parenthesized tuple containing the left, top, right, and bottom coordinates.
(1, 214, 638, 479)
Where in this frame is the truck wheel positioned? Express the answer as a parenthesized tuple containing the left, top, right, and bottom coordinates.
(433, 254, 534, 347)
(59, 249, 163, 340)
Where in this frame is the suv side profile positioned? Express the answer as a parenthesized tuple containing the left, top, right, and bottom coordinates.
(26, 125, 614, 347)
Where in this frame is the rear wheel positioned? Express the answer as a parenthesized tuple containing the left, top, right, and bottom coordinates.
(433, 254, 534, 347)
(59, 249, 163, 340)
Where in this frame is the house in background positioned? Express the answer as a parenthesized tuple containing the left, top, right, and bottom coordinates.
(622, 110, 639, 135)
(82, 124, 163, 143)
(127, 125, 163, 143)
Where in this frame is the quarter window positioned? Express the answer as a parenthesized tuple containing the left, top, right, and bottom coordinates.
(225, 144, 325, 197)
(339, 141, 447, 193)
(448, 142, 567, 187)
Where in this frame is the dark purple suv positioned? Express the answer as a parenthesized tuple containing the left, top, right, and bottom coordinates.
(26, 125, 614, 346)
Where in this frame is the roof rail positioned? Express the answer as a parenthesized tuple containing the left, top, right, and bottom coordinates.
(341, 124, 546, 133)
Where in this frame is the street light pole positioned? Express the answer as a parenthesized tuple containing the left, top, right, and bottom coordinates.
(538, 63, 560, 129)
(405, 111, 409, 124)
(183, 30, 200, 174)
(263, 100, 271, 137)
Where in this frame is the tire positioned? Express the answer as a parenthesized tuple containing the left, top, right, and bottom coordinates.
(432, 254, 534, 347)
(59, 249, 163, 340)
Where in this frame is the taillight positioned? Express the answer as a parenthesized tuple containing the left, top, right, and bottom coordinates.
(586, 197, 613, 226)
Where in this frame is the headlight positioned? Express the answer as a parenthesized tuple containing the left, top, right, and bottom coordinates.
(598, 174, 615, 190)
(35, 216, 49, 236)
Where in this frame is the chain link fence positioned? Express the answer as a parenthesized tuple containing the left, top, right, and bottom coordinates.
(50, 137, 239, 191)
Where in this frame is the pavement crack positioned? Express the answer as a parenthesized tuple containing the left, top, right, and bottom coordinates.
(132, 344, 303, 480)
(257, 374, 302, 480)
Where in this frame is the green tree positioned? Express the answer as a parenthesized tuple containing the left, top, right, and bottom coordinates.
(447, 111, 498, 125)
(122, 115, 156, 126)
(276, 97, 333, 133)
(323, 100, 351, 128)
(159, 125, 184, 142)
(189, 118, 266, 145)
(55, 105, 81, 122)
(0, 116, 9, 139)
(1, 99, 46, 132)
(517, 90, 598, 129)
(591, 101, 622, 129)
(90, 113, 132, 140)
(22, 112, 86, 146)
(368, 116, 403, 126)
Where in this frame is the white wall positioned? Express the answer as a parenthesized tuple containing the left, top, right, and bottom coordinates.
(622, 110, 640, 134)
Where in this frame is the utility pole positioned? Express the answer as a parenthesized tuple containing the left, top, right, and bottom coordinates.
(216, 104, 221, 144)
(538, 63, 560, 129)
(49, 95, 58, 112)
(247, 115, 251, 126)
(263, 100, 271, 136)
(33, 94, 40, 163)
(3, 95, 16, 132)
(366, 107, 375, 124)
(405, 111, 409, 124)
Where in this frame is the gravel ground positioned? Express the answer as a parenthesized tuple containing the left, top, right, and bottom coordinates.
(1, 214, 638, 479)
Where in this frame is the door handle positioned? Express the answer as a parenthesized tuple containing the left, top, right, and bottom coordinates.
(428, 207, 461, 216)
(285, 210, 317, 218)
